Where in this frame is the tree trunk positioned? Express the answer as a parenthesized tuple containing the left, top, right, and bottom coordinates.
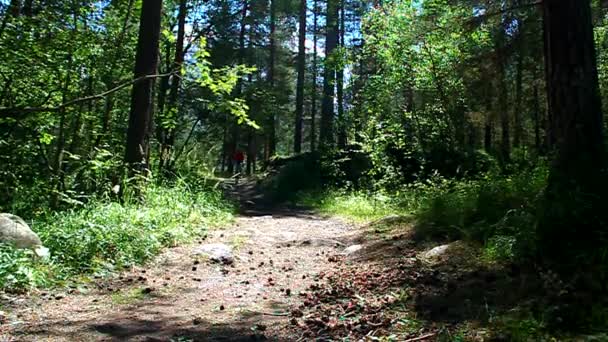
(533, 84, 541, 152)
(124, 0, 162, 174)
(337, 0, 346, 149)
(498, 56, 510, 163)
(539, 0, 606, 267)
(159, 0, 186, 174)
(320, 0, 338, 149)
(310, 0, 318, 152)
(294, 0, 306, 154)
(265, 0, 277, 160)
(513, 43, 524, 148)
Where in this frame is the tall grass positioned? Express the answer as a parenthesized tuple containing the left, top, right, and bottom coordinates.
(298, 166, 548, 260)
(297, 190, 400, 223)
(0, 182, 234, 291)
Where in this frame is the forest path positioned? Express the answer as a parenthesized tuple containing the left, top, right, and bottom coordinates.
(5, 180, 361, 341)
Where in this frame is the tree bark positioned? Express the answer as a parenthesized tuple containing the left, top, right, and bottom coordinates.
(266, 0, 277, 159)
(539, 0, 606, 266)
(320, 0, 339, 149)
(310, 0, 318, 152)
(337, 0, 346, 149)
(498, 56, 510, 163)
(124, 0, 162, 174)
(513, 41, 524, 148)
(533, 84, 541, 152)
(294, 0, 306, 154)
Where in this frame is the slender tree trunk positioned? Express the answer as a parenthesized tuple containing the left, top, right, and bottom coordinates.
(124, 0, 162, 174)
(513, 42, 524, 148)
(541, 4, 555, 149)
(160, 0, 187, 173)
(320, 0, 339, 149)
(266, 0, 277, 160)
(310, 0, 318, 152)
(484, 86, 493, 153)
(294, 0, 306, 153)
(498, 56, 510, 163)
(539, 0, 606, 267)
(156, 39, 172, 167)
(228, 0, 249, 174)
(337, 0, 346, 149)
(533, 84, 541, 152)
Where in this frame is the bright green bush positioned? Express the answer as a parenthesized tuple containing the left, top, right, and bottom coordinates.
(0, 182, 234, 291)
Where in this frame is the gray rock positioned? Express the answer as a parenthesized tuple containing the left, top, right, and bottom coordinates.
(421, 244, 451, 259)
(342, 244, 363, 255)
(300, 238, 344, 247)
(193, 243, 234, 264)
(0, 214, 48, 257)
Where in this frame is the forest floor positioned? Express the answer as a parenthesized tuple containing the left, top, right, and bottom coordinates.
(0, 180, 555, 341)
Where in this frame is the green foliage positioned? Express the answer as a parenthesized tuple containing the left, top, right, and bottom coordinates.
(0, 183, 233, 291)
(415, 167, 547, 255)
(0, 244, 54, 291)
(263, 153, 322, 202)
(299, 165, 547, 261)
(297, 190, 399, 223)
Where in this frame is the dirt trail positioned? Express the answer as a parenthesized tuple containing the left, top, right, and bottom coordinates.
(2, 182, 360, 341)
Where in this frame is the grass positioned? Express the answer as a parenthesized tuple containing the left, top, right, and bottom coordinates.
(297, 166, 548, 262)
(0, 182, 235, 292)
(110, 287, 149, 305)
(296, 190, 402, 223)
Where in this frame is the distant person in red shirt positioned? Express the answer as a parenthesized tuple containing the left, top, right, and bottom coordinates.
(232, 150, 245, 175)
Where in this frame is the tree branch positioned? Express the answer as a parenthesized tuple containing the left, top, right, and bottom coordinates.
(0, 72, 175, 118)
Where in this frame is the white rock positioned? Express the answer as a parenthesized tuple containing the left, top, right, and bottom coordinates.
(422, 244, 451, 259)
(342, 244, 363, 255)
(193, 243, 234, 264)
(0, 213, 43, 249)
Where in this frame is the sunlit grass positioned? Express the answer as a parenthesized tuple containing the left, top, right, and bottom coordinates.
(0, 182, 235, 291)
(298, 191, 401, 223)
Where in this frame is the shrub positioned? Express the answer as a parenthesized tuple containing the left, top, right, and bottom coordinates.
(0, 182, 234, 291)
(413, 166, 547, 258)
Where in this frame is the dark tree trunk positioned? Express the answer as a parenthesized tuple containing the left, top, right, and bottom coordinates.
(513, 45, 524, 148)
(337, 0, 346, 149)
(320, 0, 338, 149)
(294, 0, 306, 154)
(310, 0, 318, 152)
(533, 84, 541, 152)
(266, 0, 277, 160)
(498, 57, 510, 163)
(539, 0, 606, 267)
(541, 5, 555, 149)
(124, 0, 162, 174)
(484, 121, 493, 153)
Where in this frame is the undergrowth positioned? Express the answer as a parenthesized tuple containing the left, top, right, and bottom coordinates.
(0, 182, 234, 291)
(298, 166, 548, 261)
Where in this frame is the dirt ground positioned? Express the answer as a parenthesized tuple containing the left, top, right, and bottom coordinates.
(0, 184, 367, 341)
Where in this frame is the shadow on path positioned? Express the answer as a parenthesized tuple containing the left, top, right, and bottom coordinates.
(223, 178, 317, 219)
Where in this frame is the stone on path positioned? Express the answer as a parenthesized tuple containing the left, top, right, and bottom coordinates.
(193, 243, 234, 264)
(421, 244, 452, 260)
(0, 213, 49, 257)
(300, 238, 344, 247)
(342, 244, 363, 255)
